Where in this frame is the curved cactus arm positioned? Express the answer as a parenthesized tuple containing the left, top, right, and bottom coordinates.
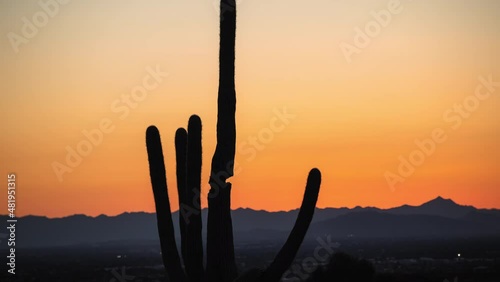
(260, 168, 322, 282)
(146, 126, 187, 282)
(175, 128, 188, 265)
(185, 115, 204, 282)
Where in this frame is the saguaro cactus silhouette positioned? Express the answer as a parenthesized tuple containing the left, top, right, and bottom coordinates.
(145, 1, 322, 281)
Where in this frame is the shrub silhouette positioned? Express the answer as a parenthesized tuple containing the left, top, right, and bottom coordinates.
(306, 252, 375, 282)
(145, 1, 322, 281)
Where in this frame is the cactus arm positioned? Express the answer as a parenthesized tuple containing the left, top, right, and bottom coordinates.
(260, 168, 322, 282)
(175, 128, 188, 266)
(146, 126, 187, 282)
(185, 115, 204, 282)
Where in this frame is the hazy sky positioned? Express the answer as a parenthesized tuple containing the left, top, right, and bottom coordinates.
(1, 0, 499, 217)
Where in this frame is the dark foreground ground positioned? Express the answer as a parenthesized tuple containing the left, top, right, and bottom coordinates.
(1, 236, 499, 282)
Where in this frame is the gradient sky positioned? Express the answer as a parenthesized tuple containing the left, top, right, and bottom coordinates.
(1, 0, 499, 218)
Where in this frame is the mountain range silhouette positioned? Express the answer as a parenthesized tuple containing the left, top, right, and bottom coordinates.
(4, 197, 499, 248)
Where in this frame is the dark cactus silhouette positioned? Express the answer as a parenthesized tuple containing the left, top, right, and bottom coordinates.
(145, 1, 322, 281)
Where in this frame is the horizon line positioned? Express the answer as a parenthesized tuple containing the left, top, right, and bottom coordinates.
(4, 196, 500, 219)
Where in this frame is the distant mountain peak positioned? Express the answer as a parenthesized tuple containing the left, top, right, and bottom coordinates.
(424, 196, 458, 206)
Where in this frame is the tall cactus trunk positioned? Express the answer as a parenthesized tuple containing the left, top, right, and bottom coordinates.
(211, 2, 237, 174)
(206, 0, 238, 281)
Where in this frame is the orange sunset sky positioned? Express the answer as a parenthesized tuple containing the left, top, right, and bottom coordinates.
(1, 0, 499, 218)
